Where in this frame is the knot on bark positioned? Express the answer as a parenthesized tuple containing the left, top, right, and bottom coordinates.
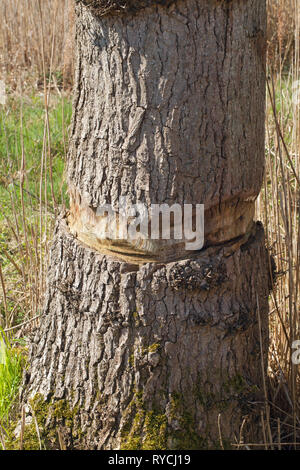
(76, 0, 176, 17)
(168, 259, 227, 292)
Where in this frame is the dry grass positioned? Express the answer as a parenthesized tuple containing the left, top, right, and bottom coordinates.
(0, 0, 75, 88)
(0, 0, 299, 449)
(267, 0, 296, 70)
(254, 0, 300, 449)
(0, 1, 73, 338)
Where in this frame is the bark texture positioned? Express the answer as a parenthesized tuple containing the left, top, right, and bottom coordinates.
(68, 0, 266, 261)
(76, 0, 178, 18)
(20, 0, 269, 450)
(23, 219, 269, 449)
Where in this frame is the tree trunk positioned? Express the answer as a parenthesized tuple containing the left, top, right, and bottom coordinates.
(21, 0, 269, 450)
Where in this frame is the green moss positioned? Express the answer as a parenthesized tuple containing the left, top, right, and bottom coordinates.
(194, 386, 216, 411)
(223, 374, 246, 394)
(168, 392, 208, 450)
(121, 371, 258, 451)
(121, 390, 167, 450)
(128, 343, 160, 369)
(52, 398, 79, 430)
(129, 353, 135, 367)
(121, 390, 208, 451)
(147, 343, 160, 353)
(6, 420, 43, 450)
(5, 394, 82, 450)
(142, 411, 167, 450)
(7, 373, 256, 450)
(128, 344, 136, 367)
(132, 312, 141, 327)
(193, 373, 258, 413)
(140, 343, 160, 356)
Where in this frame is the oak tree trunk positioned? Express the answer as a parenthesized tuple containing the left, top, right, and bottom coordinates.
(21, 0, 269, 450)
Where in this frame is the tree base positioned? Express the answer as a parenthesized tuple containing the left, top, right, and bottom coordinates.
(20, 217, 270, 450)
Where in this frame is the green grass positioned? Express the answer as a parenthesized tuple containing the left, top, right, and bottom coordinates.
(0, 330, 26, 424)
(0, 91, 72, 330)
(0, 91, 71, 447)
(0, 93, 71, 219)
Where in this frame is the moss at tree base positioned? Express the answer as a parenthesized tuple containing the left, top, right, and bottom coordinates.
(5, 394, 83, 450)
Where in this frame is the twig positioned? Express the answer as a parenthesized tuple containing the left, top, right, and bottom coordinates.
(19, 405, 26, 450)
(4, 314, 40, 333)
(217, 413, 224, 450)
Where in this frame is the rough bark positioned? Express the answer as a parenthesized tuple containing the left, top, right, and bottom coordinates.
(68, 0, 266, 262)
(22, 219, 269, 450)
(20, 0, 269, 450)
